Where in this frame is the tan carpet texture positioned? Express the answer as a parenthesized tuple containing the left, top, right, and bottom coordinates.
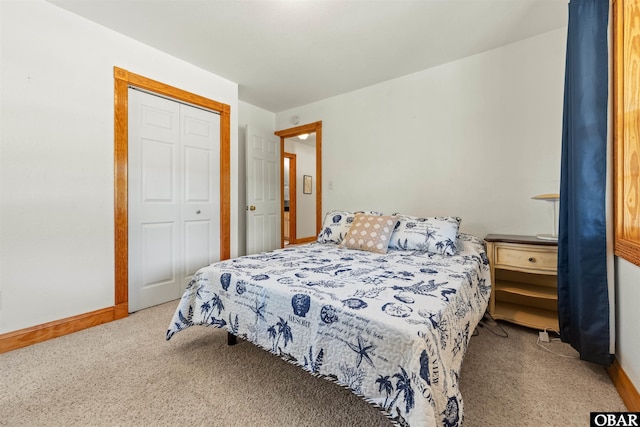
(0, 301, 626, 426)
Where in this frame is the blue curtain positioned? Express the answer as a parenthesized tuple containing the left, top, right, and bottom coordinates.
(558, 0, 611, 366)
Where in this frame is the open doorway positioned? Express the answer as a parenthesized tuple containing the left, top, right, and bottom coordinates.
(275, 121, 322, 247)
(283, 152, 296, 245)
(283, 134, 316, 244)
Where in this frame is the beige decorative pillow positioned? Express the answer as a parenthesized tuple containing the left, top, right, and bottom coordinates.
(339, 214, 398, 254)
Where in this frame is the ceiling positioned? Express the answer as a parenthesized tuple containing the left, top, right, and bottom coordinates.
(48, 0, 568, 113)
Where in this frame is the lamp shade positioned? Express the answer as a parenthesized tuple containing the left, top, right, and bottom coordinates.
(531, 193, 560, 201)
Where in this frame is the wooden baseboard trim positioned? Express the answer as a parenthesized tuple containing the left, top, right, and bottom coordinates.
(295, 236, 317, 244)
(114, 302, 128, 320)
(0, 306, 124, 354)
(608, 357, 640, 411)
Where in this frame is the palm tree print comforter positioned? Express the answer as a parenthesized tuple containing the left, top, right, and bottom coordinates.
(167, 233, 491, 427)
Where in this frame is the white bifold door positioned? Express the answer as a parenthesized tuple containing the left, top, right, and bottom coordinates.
(128, 88, 220, 312)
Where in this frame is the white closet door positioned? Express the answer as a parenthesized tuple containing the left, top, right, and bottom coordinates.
(128, 89, 220, 312)
(180, 102, 220, 281)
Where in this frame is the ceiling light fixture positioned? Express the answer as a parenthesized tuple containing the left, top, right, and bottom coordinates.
(298, 133, 309, 140)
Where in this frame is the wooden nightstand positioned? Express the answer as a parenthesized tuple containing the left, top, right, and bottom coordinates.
(484, 234, 559, 331)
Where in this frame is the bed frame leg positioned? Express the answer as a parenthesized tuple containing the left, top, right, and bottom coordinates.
(227, 332, 237, 346)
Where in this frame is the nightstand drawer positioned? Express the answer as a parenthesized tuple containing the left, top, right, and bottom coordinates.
(494, 245, 557, 273)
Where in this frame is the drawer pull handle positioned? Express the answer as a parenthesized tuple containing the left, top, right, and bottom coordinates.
(528, 257, 536, 262)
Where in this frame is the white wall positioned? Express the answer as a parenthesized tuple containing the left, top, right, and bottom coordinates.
(615, 258, 640, 391)
(237, 101, 276, 256)
(276, 29, 567, 239)
(0, 0, 238, 333)
(284, 138, 316, 238)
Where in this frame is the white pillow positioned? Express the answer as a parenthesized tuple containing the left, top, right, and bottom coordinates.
(317, 210, 383, 244)
(388, 215, 461, 255)
(317, 211, 354, 244)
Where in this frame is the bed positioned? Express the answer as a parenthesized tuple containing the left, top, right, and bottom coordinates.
(166, 212, 491, 427)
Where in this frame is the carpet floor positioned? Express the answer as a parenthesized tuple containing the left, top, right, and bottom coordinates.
(0, 300, 626, 426)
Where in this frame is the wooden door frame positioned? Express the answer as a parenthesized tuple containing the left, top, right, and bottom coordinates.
(275, 121, 322, 247)
(283, 152, 297, 244)
(113, 66, 231, 318)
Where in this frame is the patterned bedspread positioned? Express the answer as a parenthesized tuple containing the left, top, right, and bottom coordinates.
(166, 233, 491, 427)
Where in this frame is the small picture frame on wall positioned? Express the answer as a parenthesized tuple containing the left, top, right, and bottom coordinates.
(303, 175, 312, 194)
